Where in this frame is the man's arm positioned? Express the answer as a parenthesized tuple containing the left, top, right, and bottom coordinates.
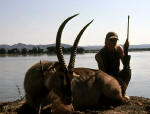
(123, 39, 131, 68)
(95, 53, 105, 71)
(117, 45, 130, 68)
(116, 46, 125, 65)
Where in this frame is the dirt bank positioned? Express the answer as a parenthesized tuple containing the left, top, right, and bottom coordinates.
(0, 96, 150, 114)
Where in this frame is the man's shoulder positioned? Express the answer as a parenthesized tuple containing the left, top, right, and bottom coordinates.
(98, 47, 105, 54)
(116, 45, 123, 52)
(116, 45, 124, 56)
(95, 47, 105, 57)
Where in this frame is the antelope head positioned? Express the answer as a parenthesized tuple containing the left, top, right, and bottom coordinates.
(48, 14, 93, 105)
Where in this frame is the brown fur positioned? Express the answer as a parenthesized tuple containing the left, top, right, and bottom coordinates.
(50, 90, 74, 114)
(72, 68, 125, 109)
(24, 61, 74, 112)
(24, 62, 127, 111)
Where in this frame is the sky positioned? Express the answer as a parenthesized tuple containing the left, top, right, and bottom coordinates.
(0, 0, 150, 46)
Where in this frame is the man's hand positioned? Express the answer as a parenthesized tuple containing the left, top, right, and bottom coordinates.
(124, 39, 129, 50)
(123, 38, 130, 69)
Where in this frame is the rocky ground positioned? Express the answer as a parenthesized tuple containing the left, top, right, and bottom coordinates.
(0, 96, 150, 114)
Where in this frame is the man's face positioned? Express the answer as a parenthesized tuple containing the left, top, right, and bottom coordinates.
(106, 38, 118, 48)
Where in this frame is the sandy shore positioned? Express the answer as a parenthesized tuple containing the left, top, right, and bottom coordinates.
(0, 96, 150, 114)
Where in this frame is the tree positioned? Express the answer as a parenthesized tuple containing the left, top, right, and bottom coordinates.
(21, 48, 28, 55)
(47, 46, 56, 54)
(8, 48, 20, 54)
(63, 47, 71, 54)
(0, 48, 6, 54)
(28, 49, 33, 54)
(77, 47, 85, 53)
(32, 47, 38, 54)
(37, 47, 44, 54)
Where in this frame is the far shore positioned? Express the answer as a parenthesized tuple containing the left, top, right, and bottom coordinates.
(0, 49, 150, 56)
(0, 49, 150, 57)
(85, 49, 150, 53)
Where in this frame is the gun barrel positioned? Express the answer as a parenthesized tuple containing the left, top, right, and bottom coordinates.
(127, 15, 130, 40)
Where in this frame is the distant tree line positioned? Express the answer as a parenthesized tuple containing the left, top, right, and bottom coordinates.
(84, 48, 150, 53)
(128, 48, 150, 52)
(0, 47, 85, 55)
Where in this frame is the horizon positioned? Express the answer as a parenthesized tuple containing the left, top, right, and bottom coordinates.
(1, 42, 150, 47)
(0, 1, 150, 46)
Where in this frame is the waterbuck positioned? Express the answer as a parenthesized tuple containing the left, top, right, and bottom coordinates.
(24, 14, 93, 113)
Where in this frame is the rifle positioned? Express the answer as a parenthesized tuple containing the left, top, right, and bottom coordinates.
(124, 15, 131, 69)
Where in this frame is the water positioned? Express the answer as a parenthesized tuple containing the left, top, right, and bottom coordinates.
(0, 52, 150, 102)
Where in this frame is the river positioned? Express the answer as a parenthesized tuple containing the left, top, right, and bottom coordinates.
(0, 52, 150, 102)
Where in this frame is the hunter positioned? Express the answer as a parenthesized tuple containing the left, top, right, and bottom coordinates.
(95, 32, 131, 99)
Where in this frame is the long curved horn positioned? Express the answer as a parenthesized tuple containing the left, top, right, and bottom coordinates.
(68, 20, 94, 70)
(56, 14, 79, 71)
